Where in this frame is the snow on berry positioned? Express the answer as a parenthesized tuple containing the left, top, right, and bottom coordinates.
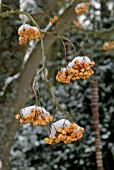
(75, 2, 89, 15)
(103, 41, 114, 50)
(44, 119, 84, 145)
(18, 24, 42, 45)
(15, 105, 53, 126)
(56, 56, 95, 83)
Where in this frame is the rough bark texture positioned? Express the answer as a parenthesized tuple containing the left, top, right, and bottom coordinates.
(0, 1, 88, 170)
(91, 80, 104, 170)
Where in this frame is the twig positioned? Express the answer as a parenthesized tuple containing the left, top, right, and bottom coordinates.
(32, 69, 42, 107)
(41, 31, 77, 56)
(61, 39, 67, 66)
(57, 35, 77, 56)
(0, 3, 13, 9)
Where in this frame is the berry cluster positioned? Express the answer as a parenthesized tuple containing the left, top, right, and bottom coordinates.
(75, 2, 89, 15)
(103, 41, 114, 50)
(18, 24, 42, 45)
(50, 16, 58, 23)
(56, 56, 95, 83)
(44, 119, 84, 145)
(15, 105, 53, 126)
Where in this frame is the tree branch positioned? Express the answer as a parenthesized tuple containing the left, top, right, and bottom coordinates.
(0, 1, 91, 169)
(15, 0, 86, 108)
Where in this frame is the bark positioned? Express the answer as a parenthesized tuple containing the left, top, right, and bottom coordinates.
(0, 0, 88, 169)
(91, 80, 104, 170)
(0, 0, 22, 169)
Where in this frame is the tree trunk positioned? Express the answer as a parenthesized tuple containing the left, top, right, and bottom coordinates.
(0, 1, 23, 170)
(91, 80, 104, 170)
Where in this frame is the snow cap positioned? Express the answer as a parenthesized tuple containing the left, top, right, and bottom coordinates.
(20, 105, 50, 117)
(72, 56, 91, 64)
(18, 24, 31, 33)
(76, 3, 87, 8)
(49, 119, 80, 138)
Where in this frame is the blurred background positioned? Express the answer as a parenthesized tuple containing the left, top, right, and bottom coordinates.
(0, 0, 114, 170)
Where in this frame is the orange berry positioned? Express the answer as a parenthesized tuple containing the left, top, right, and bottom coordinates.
(58, 134, 64, 140)
(70, 124, 78, 129)
(26, 114, 31, 119)
(44, 138, 50, 143)
(49, 116, 53, 121)
(71, 75, 77, 80)
(31, 108, 35, 113)
(20, 118, 24, 123)
(62, 130, 67, 135)
(63, 135, 67, 140)
(15, 114, 20, 119)
(37, 109, 41, 114)
(67, 136, 72, 142)
(45, 117, 49, 122)
(34, 120, 39, 125)
(35, 32, 40, 38)
(77, 133, 82, 139)
(89, 61, 95, 67)
(52, 135, 56, 140)
(80, 127, 84, 132)
(50, 18, 54, 23)
(65, 127, 70, 132)
(57, 128, 62, 133)
(84, 72, 88, 76)
(64, 139, 68, 144)
(55, 138, 60, 143)
(57, 71, 63, 76)
(81, 68, 85, 72)
(41, 121, 47, 126)
(68, 68, 75, 74)
(31, 112, 36, 118)
(72, 137, 77, 141)
(71, 133, 76, 138)
(79, 72, 83, 77)
(54, 16, 58, 21)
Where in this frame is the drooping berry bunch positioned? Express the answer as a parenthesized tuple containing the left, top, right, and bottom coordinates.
(75, 2, 89, 15)
(18, 24, 42, 45)
(103, 41, 114, 50)
(44, 119, 84, 145)
(56, 56, 95, 83)
(15, 105, 53, 126)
